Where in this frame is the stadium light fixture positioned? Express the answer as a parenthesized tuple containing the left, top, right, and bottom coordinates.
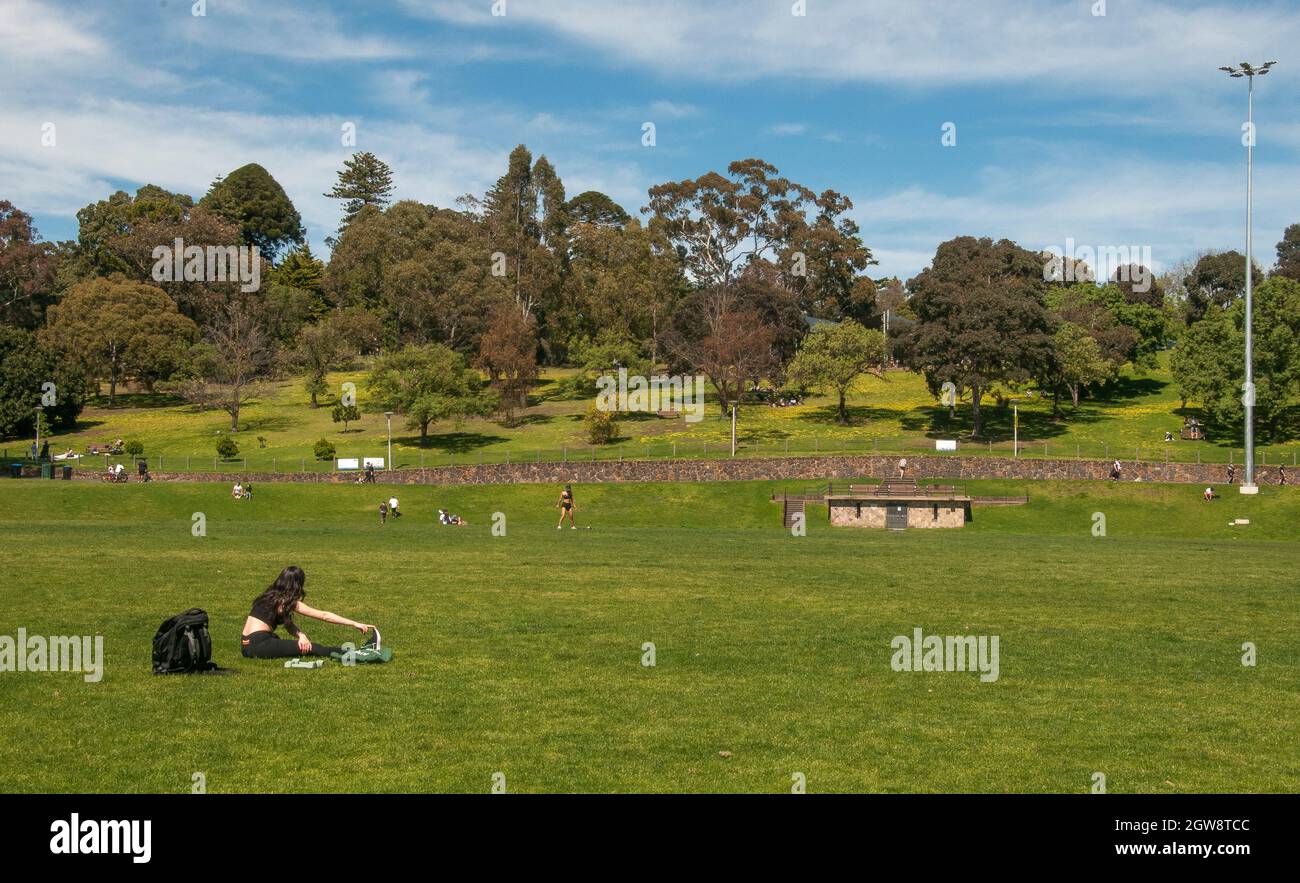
(1219, 61, 1277, 493)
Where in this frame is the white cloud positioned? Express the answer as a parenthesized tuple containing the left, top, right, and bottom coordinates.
(402, 0, 1300, 97)
(855, 154, 1300, 281)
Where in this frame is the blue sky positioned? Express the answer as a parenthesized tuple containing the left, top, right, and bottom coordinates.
(2, 0, 1297, 281)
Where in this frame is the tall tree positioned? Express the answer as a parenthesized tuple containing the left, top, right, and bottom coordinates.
(786, 319, 886, 423)
(562, 218, 685, 363)
(199, 163, 304, 261)
(476, 303, 539, 425)
(365, 344, 496, 444)
(645, 158, 815, 292)
(564, 191, 631, 228)
(293, 320, 345, 408)
(1044, 322, 1116, 411)
(480, 145, 563, 325)
(63, 185, 247, 324)
(0, 327, 86, 439)
(41, 275, 198, 403)
(1276, 224, 1300, 281)
(1171, 275, 1300, 439)
(182, 298, 276, 431)
(324, 152, 394, 238)
(899, 237, 1053, 438)
(0, 201, 60, 330)
(1185, 251, 1264, 324)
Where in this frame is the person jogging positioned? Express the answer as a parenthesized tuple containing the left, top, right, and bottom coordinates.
(556, 484, 577, 529)
(240, 566, 376, 660)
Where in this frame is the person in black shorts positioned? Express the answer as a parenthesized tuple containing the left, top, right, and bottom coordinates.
(556, 484, 576, 529)
(240, 566, 375, 659)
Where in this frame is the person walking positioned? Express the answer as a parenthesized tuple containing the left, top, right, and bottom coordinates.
(898, 457, 908, 479)
(556, 485, 577, 529)
(1279, 463, 1288, 486)
(388, 496, 401, 518)
(1227, 463, 1236, 485)
(379, 500, 388, 525)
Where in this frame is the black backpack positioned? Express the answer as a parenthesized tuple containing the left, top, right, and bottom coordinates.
(152, 608, 220, 674)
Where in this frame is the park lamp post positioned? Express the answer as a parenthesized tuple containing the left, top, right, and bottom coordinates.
(384, 411, 394, 472)
(34, 405, 43, 462)
(1218, 60, 1276, 494)
(729, 400, 739, 458)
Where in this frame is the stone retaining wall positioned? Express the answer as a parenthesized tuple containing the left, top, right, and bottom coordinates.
(54, 454, 1273, 487)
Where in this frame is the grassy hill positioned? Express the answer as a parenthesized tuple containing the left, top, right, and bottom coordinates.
(15, 354, 1300, 474)
(0, 478, 1295, 792)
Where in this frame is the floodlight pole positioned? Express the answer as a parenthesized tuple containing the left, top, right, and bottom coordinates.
(1244, 72, 1257, 493)
(34, 405, 42, 462)
(1220, 61, 1276, 494)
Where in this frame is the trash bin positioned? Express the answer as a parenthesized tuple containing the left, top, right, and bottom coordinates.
(40, 462, 52, 479)
(61, 465, 73, 481)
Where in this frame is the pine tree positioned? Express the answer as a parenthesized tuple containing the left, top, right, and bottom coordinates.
(324, 152, 394, 235)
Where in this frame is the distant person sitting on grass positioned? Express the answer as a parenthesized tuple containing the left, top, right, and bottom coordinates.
(232, 482, 243, 499)
(1205, 487, 1214, 502)
(438, 509, 466, 526)
(242, 482, 253, 500)
(556, 484, 576, 529)
(240, 566, 376, 661)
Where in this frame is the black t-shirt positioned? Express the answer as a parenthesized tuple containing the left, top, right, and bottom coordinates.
(249, 596, 297, 635)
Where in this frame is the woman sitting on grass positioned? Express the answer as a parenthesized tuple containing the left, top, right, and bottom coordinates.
(241, 566, 376, 660)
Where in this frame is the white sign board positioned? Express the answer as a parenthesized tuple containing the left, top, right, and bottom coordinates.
(935, 440, 957, 452)
(336, 458, 360, 471)
(363, 457, 386, 469)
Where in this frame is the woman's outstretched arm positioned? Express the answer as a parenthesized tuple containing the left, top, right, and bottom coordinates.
(296, 601, 373, 633)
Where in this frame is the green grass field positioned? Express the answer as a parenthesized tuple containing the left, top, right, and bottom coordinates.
(18, 353, 1300, 474)
(1, 478, 1297, 793)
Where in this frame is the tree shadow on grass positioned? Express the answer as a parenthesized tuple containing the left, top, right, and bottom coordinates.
(1088, 375, 1168, 405)
(791, 404, 903, 426)
(506, 414, 555, 428)
(404, 432, 509, 453)
(232, 416, 296, 435)
(88, 392, 187, 409)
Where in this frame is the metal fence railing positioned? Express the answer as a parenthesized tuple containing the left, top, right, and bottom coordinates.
(6, 436, 1299, 476)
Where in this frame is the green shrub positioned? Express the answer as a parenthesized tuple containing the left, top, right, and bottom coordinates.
(124, 440, 144, 458)
(216, 436, 239, 460)
(313, 438, 337, 461)
(585, 405, 619, 445)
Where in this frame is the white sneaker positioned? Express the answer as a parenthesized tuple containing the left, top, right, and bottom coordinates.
(557, 525, 562, 530)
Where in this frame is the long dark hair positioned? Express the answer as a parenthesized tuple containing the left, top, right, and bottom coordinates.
(254, 566, 306, 627)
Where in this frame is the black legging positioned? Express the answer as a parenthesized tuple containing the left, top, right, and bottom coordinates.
(241, 631, 344, 659)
